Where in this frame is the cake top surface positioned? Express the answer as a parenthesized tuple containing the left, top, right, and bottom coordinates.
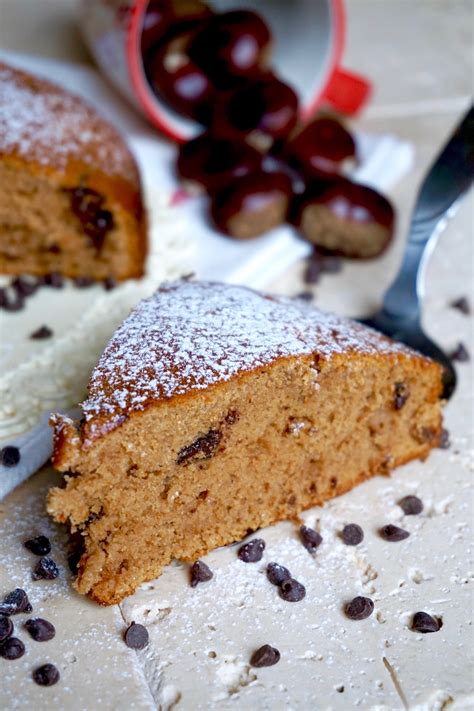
(0, 61, 138, 182)
(82, 280, 416, 436)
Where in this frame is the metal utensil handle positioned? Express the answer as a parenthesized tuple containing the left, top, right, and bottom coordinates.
(382, 105, 474, 320)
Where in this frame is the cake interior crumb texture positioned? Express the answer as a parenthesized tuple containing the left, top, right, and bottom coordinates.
(47, 281, 443, 605)
(0, 61, 147, 280)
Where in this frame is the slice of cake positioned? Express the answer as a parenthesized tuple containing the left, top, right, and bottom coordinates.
(0, 62, 147, 281)
(47, 281, 443, 605)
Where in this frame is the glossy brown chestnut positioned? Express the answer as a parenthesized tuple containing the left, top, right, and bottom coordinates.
(285, 116, 356, 178)
(210, 75, 299, 146)
(145, 29, 216, 123)
(188, 10, 272, 88)
(210, 170, 292, 240)
(296, 178, 395, 258)
(141, 0, 212, 53)
(177, 133, 262, 192)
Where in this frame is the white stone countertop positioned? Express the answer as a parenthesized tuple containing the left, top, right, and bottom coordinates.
(0, 1, 473, 709)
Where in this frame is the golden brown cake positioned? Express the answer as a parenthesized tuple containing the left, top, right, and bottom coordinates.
(0, 62, 147, 281)
(47, 281, 443, 605)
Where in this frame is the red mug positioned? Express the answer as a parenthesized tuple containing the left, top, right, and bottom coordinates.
(79, 0, 371, 142)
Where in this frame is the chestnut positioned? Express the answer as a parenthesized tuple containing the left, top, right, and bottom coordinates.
(145, 29, 216, 123)
(210, 74, 299, 147)
(285, 116, 356, 178)
(188, 10, 272, 88)
(295, 179, 395, 258)
(141, 0, 212, 53)
(210, 170, 293, 240)
(177, 133, 262, 192)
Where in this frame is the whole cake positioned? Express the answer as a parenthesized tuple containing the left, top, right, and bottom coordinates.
(0, 62, 147, 281)
(47, 281, 443, 604)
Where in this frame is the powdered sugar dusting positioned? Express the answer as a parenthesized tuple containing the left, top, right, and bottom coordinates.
(82, 280, 414, 431)
(0, 61, 136, 180)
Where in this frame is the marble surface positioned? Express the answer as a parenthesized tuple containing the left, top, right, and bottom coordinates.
(1, 1, 473, 709)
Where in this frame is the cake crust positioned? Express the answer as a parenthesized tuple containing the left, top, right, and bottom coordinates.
(48, 281, 443, 605)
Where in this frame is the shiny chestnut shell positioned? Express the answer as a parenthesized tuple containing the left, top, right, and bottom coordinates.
(210, 74, 299, 145)
(177, 133, 262, 192)
(188, 9, 272, 88)
(210, 170, 293, 240)
(285, 116, 356, 178)
(296, 178, 395, 258)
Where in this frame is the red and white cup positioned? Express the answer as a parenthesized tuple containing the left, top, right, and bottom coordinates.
(79, 0, 371, 143)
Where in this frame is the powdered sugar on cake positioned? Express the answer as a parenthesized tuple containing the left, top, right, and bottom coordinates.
(82, 281, 415, 433)
(0, 62, 135, 179)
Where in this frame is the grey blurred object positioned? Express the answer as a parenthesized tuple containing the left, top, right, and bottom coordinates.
(360, 106, 474, 399)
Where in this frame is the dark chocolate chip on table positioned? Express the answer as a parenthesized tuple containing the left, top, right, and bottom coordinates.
(449, 342, 470, 362)
(295, 291, 314, 302)
(41, 272, 64, 288)
(398, 495, 423, 516)
(124, 621, 149, 650)
(0, 637, 25, 660)
(12, 275, 40, 297)
(103, 277, 117, 291)
(250, 644, 280, 668)
(73, 276, 95, 288)
(438, 428, 451, 449)
(33, 663, 60, 686)
(24, 535, 52, 556)
(300, 525, 323, 553)
(30, 325, 53, 340)
(341, 523, 364, 546)
(411, 611, 441, 633)
(266, 562, 291, 586)
(449, 296, 470, 315)
(190, 560, 213, 587)
(0, 615, 13, 642)
(279, 578, 306, 602)
(380, 524, 410, 542)
(0, 287, 24, 312)
(0, 588, 31, 616)
(25, 618, 56, 642)
(32, 557, 59, 580)
(345, 596, 374, 620)
(238, 538, 266, 563)
(1, 445, 20, 467)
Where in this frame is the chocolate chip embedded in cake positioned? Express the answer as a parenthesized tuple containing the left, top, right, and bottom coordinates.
(0, 61, 147, 281)
(47, 280, 443, 605)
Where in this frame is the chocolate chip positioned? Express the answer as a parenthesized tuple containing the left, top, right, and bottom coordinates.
(42, 272, 64, 288)
(32, 557, 59, 580)
(266, 562, 291, 586)
(0, 588, 31, 616)
(0, 615, 13, 642)
(30, 325, 53, 340)
(124, 622, 149, 650)
(411, 611, 441, 633)
(24, 535, 52, 556)
(279, 578, 306, 602)
(67, 187, 114, 251)
(103, 277, 118, 291)
(73, 276, 95, 288)
(12, 275, 40, 297)
(341, 523, 364, 546)
(449, 296, 470, 315)
(438, 428, 451, 449)
(190, 560, 213, 587)
(345, 596, 374, 620)
(379, 524, 410, 542)
(250, 644, 280, 667)
(238, 538, 265, 563)
(24, 618, 56, 642)
(449, 342, 470, 362)
(33, 663, 60, 686)
(303, 258, 323, 284)
(394, 382, 409, 410)
(398, 495, 423, 516)
(0, 637, 25, 660)
(300, 525, 323, 553)
(1, 445, 20, 467)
